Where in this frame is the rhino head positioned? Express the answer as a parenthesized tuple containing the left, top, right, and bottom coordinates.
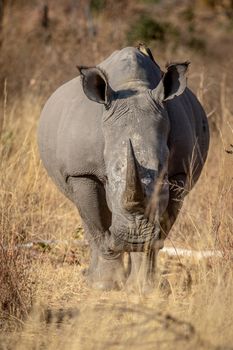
(78, 61, 189, 252)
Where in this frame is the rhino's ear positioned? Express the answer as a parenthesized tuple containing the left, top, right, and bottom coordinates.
(77, 66, 113, 107)
(152, 62, 190, 103)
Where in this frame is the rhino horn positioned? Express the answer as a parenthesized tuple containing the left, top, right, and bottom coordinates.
(122, 140, 145, 212)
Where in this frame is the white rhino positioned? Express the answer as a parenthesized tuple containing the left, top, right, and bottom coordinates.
(38, 45, 209, 291)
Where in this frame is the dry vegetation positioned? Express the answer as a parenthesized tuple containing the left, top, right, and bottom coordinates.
(0, 0, 233, 349)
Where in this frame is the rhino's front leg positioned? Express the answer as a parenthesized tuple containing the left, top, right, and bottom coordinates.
(126, 249, 159, 294)
(68, 176, 126, 290)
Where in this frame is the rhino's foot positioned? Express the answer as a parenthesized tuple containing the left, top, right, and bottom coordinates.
(87, 254, 126, 291)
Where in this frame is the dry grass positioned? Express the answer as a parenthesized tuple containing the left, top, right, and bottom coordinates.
(0, 240, 35, 332)
(0, 72, 232, 349)
(0, 1, 233, 348)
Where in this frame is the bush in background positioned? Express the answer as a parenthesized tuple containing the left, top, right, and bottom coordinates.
(127, 15, 180, 44)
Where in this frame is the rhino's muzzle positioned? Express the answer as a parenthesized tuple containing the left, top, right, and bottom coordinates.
(108, 216, 162, 253)
(108, 228, 163, 253)
(105, 139, 164, 252)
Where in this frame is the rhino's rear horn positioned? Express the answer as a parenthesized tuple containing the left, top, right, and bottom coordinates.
(122, 140, 145, 212)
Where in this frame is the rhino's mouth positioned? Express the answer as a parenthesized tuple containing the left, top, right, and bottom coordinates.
(123, 227, 160, 244)
(109, 222, 161, 252)
(125, 215, 160, 243)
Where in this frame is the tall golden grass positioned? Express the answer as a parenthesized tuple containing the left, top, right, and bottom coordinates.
(0, 1, 233, 348)
(0, 65, 232, 349)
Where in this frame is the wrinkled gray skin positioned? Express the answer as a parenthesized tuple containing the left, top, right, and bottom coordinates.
(38, 47, 209, 292)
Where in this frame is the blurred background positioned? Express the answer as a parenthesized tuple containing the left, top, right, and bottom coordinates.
(1, 0, 233, 99)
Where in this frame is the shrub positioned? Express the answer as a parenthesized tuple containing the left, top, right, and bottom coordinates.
(90, 0, 106, 13)
(138, 0, 160, 3)
(187, 36, 206, 52)
(127, 15, 179, 45)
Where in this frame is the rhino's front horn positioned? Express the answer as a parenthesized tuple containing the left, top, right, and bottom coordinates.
(122, 140, 145, 212)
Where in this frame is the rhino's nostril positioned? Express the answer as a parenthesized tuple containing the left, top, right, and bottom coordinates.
(141, 176, 153, 186)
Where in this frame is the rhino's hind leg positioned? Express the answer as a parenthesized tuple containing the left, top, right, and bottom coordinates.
(68, 176, 126, 290)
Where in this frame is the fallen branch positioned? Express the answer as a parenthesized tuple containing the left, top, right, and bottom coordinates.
(160, 246, 223, 259)
(10, 239, 225, 259)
